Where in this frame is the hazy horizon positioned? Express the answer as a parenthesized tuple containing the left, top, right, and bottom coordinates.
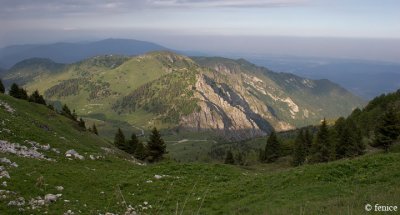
(1, 0, 400, 62)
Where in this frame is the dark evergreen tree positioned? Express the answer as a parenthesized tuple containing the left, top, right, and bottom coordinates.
(29, 90, 46, 105)
(264, 131, 280, 163)
(0, 79, 4, 94)
(92, 124, 98, 135)
(304, 129, 313, 156)
(72, 109, 78, 121)
(146, 127, 166, 162)
(114, 128, 126, 151)
(224, 150, 235, 164)
(311, 119, 335, 163)
(292, 129, 307, 166)
(375, 106, 400, 152)
(134, 141, 147, 160)
(19, 88, 28, 100)
(126, 133, 139, 154)
(78, 118, 86, 130)
(9, 83, 20, 98)
(336, 119, 364, 158)
(61, 104, 72, 118)
(9, 83, 28, 100)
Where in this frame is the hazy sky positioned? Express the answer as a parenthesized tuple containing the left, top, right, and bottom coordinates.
(1, 0, 400, 62)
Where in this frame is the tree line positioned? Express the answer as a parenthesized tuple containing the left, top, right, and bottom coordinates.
(114, 127, 166, 163)
(0, 80, 99, 135)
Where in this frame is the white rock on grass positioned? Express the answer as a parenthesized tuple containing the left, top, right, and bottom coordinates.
(2, 181, 7, 187)
(8, 197, 25, 206)
(44, 194, 61, 203)
(64, 209, 75, 215)
(65, 149, 84, 160)
(56, 186, 64, 191)
(0, 140, 52, 161)
(0, 170, 10, 179)
(0, 100, 15, 113)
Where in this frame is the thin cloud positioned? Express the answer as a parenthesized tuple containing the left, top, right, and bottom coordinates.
(0, 0, 309, 17)
(150, 0, 309, 8)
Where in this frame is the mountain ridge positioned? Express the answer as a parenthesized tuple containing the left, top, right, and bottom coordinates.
(2, 51, 365, 140)
(0, 39, 168, 69)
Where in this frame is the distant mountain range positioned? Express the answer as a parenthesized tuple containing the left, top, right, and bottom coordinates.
(1, 51, 364, 140)
(0, 38, 168, 69)
(248, 56, 400, 99)
(1, 38, 397, 100)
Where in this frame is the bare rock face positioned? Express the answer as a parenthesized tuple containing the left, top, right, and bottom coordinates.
(181, 74, 274, 140)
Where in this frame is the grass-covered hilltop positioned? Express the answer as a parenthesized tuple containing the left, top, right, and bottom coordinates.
(0, 73, 400, 214)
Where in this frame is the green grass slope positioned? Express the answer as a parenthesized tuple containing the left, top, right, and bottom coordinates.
(1, 94, 399, 214)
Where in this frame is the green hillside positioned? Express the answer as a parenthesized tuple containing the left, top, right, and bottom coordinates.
(2, 52, 365, 141)
(1, 93, 399, 214)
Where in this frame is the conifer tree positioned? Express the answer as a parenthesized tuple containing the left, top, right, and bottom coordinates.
(336, 119, 364, 158)
(114, 128, 126, 151)
(19, 88, 28, 100)
(292, 129, 307, 166)
(375, 106, 400, 152)
(311, 118, 335, 162)
(147, 127, 166, 162)
(224, 150, 235, 164)
(9, 83, 20, 98)
(61, 104, 72, 118)
(126, 133, 139, 154)
(29, 90, 46, 105)
(78, 118, 86, 130)
(134, 141, 147, 160)
(92, 124, 98, 135)
(0, 79, 4, 94)
(264, 131, 280, 163)
(9, 83, 27, 100)
(304, 129, 313, 156)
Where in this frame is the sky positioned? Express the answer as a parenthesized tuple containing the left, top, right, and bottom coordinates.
(1, 0, 400, 62)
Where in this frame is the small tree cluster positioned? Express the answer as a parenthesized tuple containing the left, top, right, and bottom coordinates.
(9, 83, 28, 100)
(224, 150, 245, 165)
(291, 117, 366, 167)
(0, 79, 4, 94)
(113, 127, 166, 162)
(28, 90, 46, 105)
(60, 104, 77, 121)
(88, 124, 99, 135)
(291, 129, 312, 166)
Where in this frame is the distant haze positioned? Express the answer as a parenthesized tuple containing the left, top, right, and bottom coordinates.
(1, 0, 400, 63)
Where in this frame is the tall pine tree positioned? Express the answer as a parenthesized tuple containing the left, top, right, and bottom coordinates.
(114, 128, 126, 151)
(311, 119, 335, 163)
(224, 150, 235, 164)
(126, 133, 139, 154)
(134, 141, 147, 160)
(264, 131, 280, 163)
(375, 106, 400, 152)
(292, 129, 307, 166)
(147, 127, 166, 162)
(0, 79, 4, 94)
